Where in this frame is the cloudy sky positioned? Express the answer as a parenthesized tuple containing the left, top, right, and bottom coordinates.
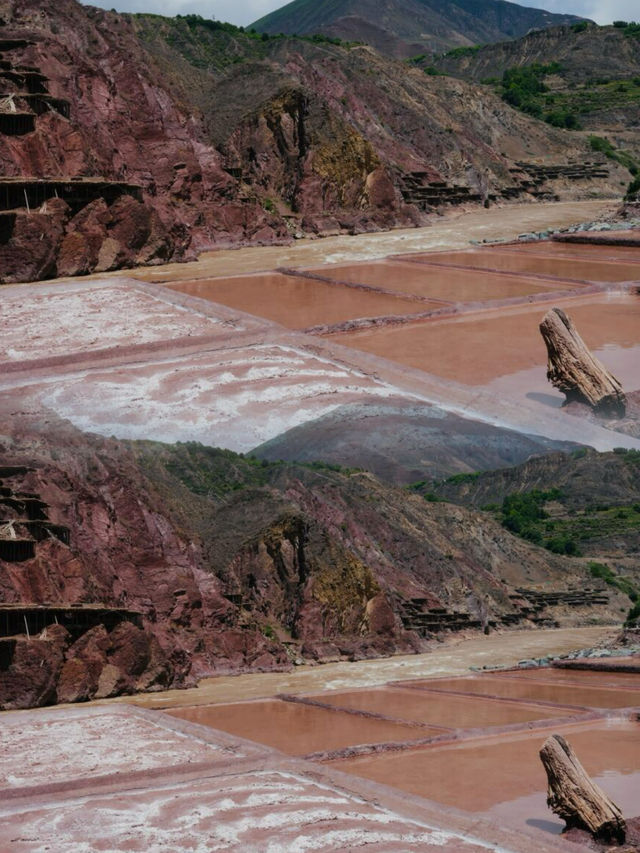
(82, 0, 638, 27)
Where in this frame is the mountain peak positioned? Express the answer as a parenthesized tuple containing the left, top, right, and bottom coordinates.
(251, 0, 589, 58)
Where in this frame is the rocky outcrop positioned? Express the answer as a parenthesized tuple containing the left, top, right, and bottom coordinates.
(540, 308, 627, 417)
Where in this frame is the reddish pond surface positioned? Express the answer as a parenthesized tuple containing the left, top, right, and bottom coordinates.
(307, 686, 565, 728)
(502, 242, 640, 261)
(304, 259, 576, 301)
(405, 250, 640, 282)
(168, 272, 431, 329)
(161, 663, 640, 840)
(500, 666, 640, 688)
(326, 719, 640, 817)
(328, 293, 640, 385)
(405, 675, 640, 708)
(166, 698, 433, 755)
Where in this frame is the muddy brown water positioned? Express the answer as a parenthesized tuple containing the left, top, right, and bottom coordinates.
(328, 293, 640, 385)
(111, 627, 616, 710)
(407, 250, 640, 282)
(167, 272, 432, 329)
(302, 260, 574, 301)
(113, 200, 616, 285)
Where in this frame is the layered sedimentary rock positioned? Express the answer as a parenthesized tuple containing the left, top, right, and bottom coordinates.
(540, 308, 627, 416)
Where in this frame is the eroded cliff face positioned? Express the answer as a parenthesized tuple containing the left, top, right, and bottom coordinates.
(0, 0, 287, 282)
(0, 0, 624, 282)
(0, 411, 625, 710)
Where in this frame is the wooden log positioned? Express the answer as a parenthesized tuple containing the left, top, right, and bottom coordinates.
(540, 733, 627, 843)
(539, 308, 626, 417)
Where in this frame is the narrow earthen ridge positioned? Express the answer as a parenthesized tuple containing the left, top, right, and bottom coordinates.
(540, 307, 627, 417)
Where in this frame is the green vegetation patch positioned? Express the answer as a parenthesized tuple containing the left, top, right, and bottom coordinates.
(162, 442, 275, 497)
(493, 486, 640, 556)
(490, 61, 640, 135)
(613, 20, 640, 38)
(135, 12, 360, 73)
(588, 561, 640, 624)
(444, 44, 483, 58)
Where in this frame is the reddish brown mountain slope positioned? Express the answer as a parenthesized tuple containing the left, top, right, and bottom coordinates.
(0, 0, 624, 283)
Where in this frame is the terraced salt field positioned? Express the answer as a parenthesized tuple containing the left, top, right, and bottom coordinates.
(328, 292, 640, 385)
(164, 666, 640, 839)
(3, 236, 639, 475)
(167, 698, 434, 755)
(501, 241, 640, 260)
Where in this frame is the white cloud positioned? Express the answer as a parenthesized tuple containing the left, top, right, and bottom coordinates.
(513, 0, 637, 24)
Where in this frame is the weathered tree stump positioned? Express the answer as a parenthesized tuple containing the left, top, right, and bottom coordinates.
(540, 733, 627, 843)
(539, 308, 626, 417)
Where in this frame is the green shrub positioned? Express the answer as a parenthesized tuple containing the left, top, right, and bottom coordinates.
(626, 600, 640, 624)
(570, 21, 589, 33)
(627, 174, 640, 197)
(445, 44, 483, 58)
(545, 536, 580, 555)
(545, 110, 581, 129)
(589, 136, 639, 178)
(589, 561, 639, 601)
(446, 471, 482, 484)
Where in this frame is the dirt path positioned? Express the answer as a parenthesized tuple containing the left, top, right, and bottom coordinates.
(110, 625, 617, 710)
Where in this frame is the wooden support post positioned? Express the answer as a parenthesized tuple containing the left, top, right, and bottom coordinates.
(540, 734, 627, 843)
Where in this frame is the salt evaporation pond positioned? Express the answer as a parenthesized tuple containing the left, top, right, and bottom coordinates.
(328, 293, 640, 385)
(303, 259, 578, 301)
(162, 667, 640, 840)
(168, 271, 433, 329)
(404, 249, 640, 282)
